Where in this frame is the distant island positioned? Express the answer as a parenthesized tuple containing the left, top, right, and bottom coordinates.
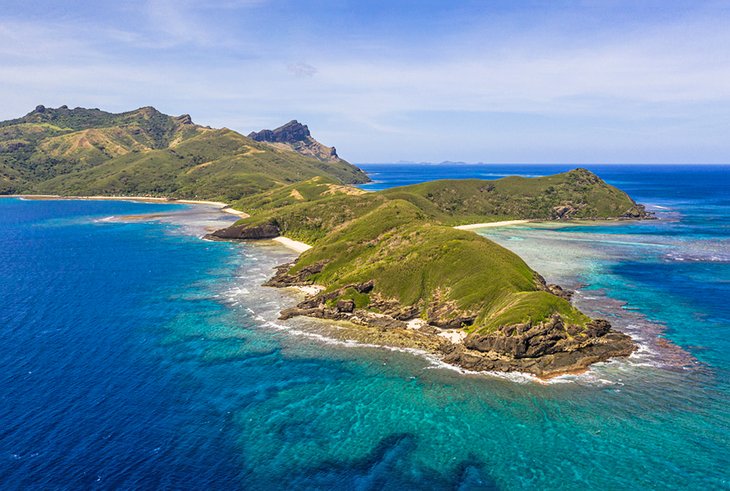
(1, 105, 653, 378)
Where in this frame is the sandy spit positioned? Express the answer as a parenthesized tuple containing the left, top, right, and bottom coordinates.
(454, 220, 531, 230)
(3, 194, 249, 218)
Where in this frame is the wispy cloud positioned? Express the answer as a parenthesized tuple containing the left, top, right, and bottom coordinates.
(287, 62, 317, 78)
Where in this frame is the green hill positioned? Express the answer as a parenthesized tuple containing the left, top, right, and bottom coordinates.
(382, 168, 647, 223)
(0, 106, 369, 197)
(214, 168, 641, 376)
(281, 199, 589, 331)
(217, 169, 648, 244)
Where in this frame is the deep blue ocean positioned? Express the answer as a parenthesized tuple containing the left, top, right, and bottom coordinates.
(1, 164, 729, 490)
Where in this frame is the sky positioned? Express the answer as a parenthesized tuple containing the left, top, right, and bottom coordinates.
(1, 0, 729, 163)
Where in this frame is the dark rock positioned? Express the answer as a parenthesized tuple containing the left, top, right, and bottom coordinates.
(444, 324, 635, 378)
(246, 120, 351, 165)
(584, 319, 611, 337)
(534, 272, 574, 300)
(455, 313, 636, 376)
(279, 304, 407, 330)
(423, 289, 476, 328)
(355, 280, 374, 293)
(547, 283, 574, 300)
(368, 293, 420, 320)
(175, 114, 194, 125)
(210, 222, 280, 240)
(336, 299, 355, 313)
(622, 204, 655, 219)
(264, 260, 328, 288)
(428, 315, 476, 329)
(261, 260, 635, 378)
(249, 120, 310, 143)
(552, 203, 578, 219)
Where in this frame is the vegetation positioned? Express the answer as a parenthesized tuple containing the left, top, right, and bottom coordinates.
(285, 199, 589, 333)
(221, 169, 643, 334)
(382, 169, 641, 223)
(227, 168, 644, 244)
(0, 105, 369, 197)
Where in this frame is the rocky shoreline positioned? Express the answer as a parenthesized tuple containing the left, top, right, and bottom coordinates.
(264, 261, 636, 379)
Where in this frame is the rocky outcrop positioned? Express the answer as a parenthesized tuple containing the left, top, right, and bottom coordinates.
(264, 260, 328, 287)
(534, 272, 574, 300)
(622, 204, 654, 219)
(248, 120, 341, 163)
(264, 263, 635, 378)
(280, 304, 409, 331)
(552, 203, 580, 219)
(369, 293, 421, 320)
(208, 222, 280, 240)
(249, 120, 311, 144)
(464, 315, 610, 358)
(174, 114, 194, 125)
(423, 289, 477, 328)
(441, 318, 635, 378)
(444, 314, 636, 377)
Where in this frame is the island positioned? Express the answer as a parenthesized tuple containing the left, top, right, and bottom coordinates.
(1, 105, 652, 378)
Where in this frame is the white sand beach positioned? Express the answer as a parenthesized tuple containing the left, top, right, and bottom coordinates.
(273, 236, 312, 253)
(454, 219, 531, 230)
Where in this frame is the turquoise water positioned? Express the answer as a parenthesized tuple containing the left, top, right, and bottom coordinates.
(1, 165, 729, 489)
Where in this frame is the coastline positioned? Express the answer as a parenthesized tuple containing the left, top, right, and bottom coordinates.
(7, 194, 645, 381)
(206, 210, 644, 379)
(1, 194, 250, 218)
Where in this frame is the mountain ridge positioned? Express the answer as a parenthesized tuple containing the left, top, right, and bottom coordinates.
(0, 106, 369, 196)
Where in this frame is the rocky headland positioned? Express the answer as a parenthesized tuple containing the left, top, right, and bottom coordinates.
(261, 259, 636, 379)
(204, 168, 650, 379)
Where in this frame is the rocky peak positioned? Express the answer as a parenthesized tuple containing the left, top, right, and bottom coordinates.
(247, 120, 342, 162)
(248, 120, 311, 143)
(174, 114, 194, 125)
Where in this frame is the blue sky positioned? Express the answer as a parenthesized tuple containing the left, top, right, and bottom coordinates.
(1, 1, 729, 163)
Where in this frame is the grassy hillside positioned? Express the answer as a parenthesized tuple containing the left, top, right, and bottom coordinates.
(382, 168, 643, 223)
(33, 129, 370, 200)
(221, 168, 646, 244)
(0, 106, 369, 197)
(215, 168, 646, 337)
(282, 199, 589, 334)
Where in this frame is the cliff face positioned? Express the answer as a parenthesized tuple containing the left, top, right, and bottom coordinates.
(248, 120, 341, 163)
